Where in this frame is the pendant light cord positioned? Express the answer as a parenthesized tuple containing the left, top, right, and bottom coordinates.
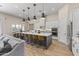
(22, 9, 25, 21)
(27, 7, 30, 17)
(42, 3, 44, 13)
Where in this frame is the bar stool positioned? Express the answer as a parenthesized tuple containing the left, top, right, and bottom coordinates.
(15, 33, 18, 38)
(25, 34, 30, 44)
(13, 33, 16, 37)
(29, 34, 34, 44)
(17, 33, 19, 38)
(20, 33, 25, 40)
(27, 34, 34, 44)
(38, 36, 46, 46)
(33, 35, 38, 44)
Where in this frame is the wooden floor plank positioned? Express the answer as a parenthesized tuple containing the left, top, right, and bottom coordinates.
(24, 40, 73, 56)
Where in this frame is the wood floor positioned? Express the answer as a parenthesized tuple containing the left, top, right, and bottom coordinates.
(24, 40, 73, 56)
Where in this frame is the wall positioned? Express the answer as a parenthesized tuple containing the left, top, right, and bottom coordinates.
(58, 5, 69, 45)
(33, 13, 58, 30)
(0, 16, 3, 35)
(0, 13, 28, 36)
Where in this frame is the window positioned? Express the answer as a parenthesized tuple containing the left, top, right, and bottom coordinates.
(11, 24, 25, 32)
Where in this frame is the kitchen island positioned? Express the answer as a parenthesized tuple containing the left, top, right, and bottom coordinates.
(22, 32, 52, 49)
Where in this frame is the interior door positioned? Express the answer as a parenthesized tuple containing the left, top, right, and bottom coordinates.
(58, 18, 68, 45)
(67, 21, 72, 51)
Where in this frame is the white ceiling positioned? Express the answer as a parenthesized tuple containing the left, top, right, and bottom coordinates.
(0, 3, 65, 19)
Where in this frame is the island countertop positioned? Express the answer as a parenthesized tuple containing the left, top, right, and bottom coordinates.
(22, 32, 52, 36)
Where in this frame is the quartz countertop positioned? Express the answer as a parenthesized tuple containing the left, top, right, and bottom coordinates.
(22, 32, 52, 36)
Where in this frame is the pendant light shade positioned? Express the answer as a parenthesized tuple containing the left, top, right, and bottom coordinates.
(41, 4, 46, 19)
(23, 18, 25, 22)
(33, 16, 36, 19)
(27, 17, 30, 21)
(33, 4, 37, 20)
(42, 13, 45, 18)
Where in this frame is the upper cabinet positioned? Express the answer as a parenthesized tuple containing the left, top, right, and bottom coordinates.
(72, 9, 79, 36)
(72, 9, 79, 56)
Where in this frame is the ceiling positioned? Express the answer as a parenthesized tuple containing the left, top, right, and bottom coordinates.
(0, 3, 65, 19)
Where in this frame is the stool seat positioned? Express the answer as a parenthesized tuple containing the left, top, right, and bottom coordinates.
(38, 36, 46, 46)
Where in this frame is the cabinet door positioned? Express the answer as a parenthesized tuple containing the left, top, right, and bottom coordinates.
(73, 9, 79, 36)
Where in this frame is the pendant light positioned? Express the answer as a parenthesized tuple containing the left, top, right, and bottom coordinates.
(33, 4, 37, 20)
(22, 9, 26, 22)
(27, 7, 30, 21)
(41, 4, 46, 19)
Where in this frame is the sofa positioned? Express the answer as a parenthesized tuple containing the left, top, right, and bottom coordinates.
(0, 34, 26, 56)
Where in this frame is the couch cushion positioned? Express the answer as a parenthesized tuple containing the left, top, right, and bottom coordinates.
(8, 39, 19, 48)
(0, 41, 4, 50)
(2, 37, 9, 42)
(0, 36, 5, 41)
(0, 41, 12, 55)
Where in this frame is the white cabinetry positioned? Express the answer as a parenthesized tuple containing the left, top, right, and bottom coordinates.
(72, 9, 79, 55)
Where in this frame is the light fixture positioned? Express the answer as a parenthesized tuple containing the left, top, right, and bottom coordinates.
(41, 4, 46, 19)
(22, 9, 25, 22)
(27, 7, 30, 21)
(33, 4, 37, 20)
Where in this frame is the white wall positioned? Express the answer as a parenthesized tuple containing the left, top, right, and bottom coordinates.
(0, 13, 28, 36)
(0, 16, 2, 35)
(0, 15, 5, 35)
(58, 5, 69, 45)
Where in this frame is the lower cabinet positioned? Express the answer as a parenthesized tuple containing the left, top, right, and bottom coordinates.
(72, 37, 79, 56)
